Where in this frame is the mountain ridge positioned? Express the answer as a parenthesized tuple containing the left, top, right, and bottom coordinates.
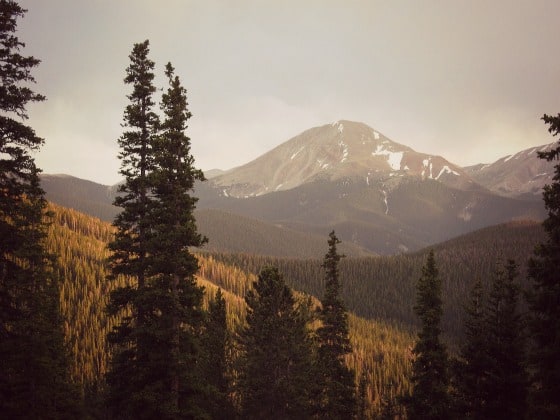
(211, 120, 483, 198)
(464, 142, 555, 198)
(39, 119, 550, 255)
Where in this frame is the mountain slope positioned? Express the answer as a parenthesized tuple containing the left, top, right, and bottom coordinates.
(40, 120, 547, 255)
(196, 208, 372, 257)
(47, 202, 412, 416)
(209, 219, 545, 341)
(41, 174, 118, 221)
(212, 120, 482, 198)
(196, 175, 545, 254)
(464, 142, 555, 198)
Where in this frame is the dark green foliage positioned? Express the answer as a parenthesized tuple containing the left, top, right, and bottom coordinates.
(206, 220, 544, 341)
(526, 114, 560, 418)
(106, 39, 160, 418)
(0, 1, 80, 417)
(484, 260, 527, 419)
(452, 279, 490, 418)
(454, 261, 527, 419)
(147, 61, 207, 417)
(406, 250, 450, 419)
(238, 266, 316, 419)
(316, 231, 357, 419)
(107, 42, 207, 418)
(200, 288, 232, 418)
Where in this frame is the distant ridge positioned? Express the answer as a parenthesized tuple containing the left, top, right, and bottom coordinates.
(465, 142, 555, 198)
(40, 120, 548, 255)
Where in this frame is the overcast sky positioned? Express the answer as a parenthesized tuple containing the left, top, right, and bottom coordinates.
(17, 0, 560, 185)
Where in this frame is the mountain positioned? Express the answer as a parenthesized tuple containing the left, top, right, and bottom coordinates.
(40, 120, 547, 255)
(40, 174, 118, 221)
(39, 174, 371, 257)
(464, 142, 556, 198)
(194, 121, 544, 253)
(211, 120, 481, 198)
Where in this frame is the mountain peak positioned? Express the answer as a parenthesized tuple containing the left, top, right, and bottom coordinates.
(212, 120, 478, 198)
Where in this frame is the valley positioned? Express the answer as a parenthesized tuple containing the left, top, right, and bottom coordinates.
(35, 120, 554, 416)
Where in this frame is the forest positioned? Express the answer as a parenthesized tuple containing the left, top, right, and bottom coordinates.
(2, 1, 560, 419)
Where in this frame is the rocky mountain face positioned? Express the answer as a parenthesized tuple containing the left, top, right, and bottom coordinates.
(212, 120, 480, 198)
(464, 143, 556, 198)
(40, 120, 550, 255)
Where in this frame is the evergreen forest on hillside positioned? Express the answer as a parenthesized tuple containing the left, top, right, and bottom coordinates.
(2, 1, 560, 418)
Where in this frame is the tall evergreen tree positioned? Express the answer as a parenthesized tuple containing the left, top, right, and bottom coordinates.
(406, 250, 450, 420)
(147, 62, 207, 418)
(316, 231, 357, 419)
(484, 260, 527, 419)
(238, 266, 315, 419)
(0, 1, 80, 417)
(108, 46, 208, 418)
(453, 279, 490, 418)
(200, 288, 232, 418)
(455, 262, 527, 419)
(106, 39, 160, 418)
(526, 112, 560, 418)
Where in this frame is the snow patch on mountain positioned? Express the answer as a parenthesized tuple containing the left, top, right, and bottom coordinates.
(332, 120, 344, 133)
(436, 165, 460, 180)
(316, 158, 330, 170)
(290, 146, 304, 160)
(339, 140, 349, 163)
(422, 158, 434, 179)
(372, 144, 403, 170)
(382, 189, 389, 214)
(386, 152, 403, 171)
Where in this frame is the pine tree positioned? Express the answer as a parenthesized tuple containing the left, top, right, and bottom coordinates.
(106, 39, 160, 418)
(316, 231, 357, 419)
(238, 266, 315, 419)
(484, 260, 527, 419)
(406, 250, 450, 419)
(200, 288, 232, 418)
(453, 279, 490, 418)
(107, 44, 209, 419)
(147, 61, 207, 418)
(455, 262, 527, 419)
(0, 1, 80, 417)
(526, 113, 560, 418)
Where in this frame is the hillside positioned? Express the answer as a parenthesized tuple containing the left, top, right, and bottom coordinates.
(196, 208, 371, 258)
(196, 176, 545, 254)
(41, 174, 118, 221)
(45, 202, 413, 416)
(208, 219, 545, 340)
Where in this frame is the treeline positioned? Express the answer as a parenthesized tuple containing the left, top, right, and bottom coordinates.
(204, 220, 545, 342)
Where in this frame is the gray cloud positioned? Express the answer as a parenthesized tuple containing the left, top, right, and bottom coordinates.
(17, 0, 560, 185)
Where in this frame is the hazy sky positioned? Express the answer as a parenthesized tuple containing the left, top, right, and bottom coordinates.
(17, 0, 560, 185)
